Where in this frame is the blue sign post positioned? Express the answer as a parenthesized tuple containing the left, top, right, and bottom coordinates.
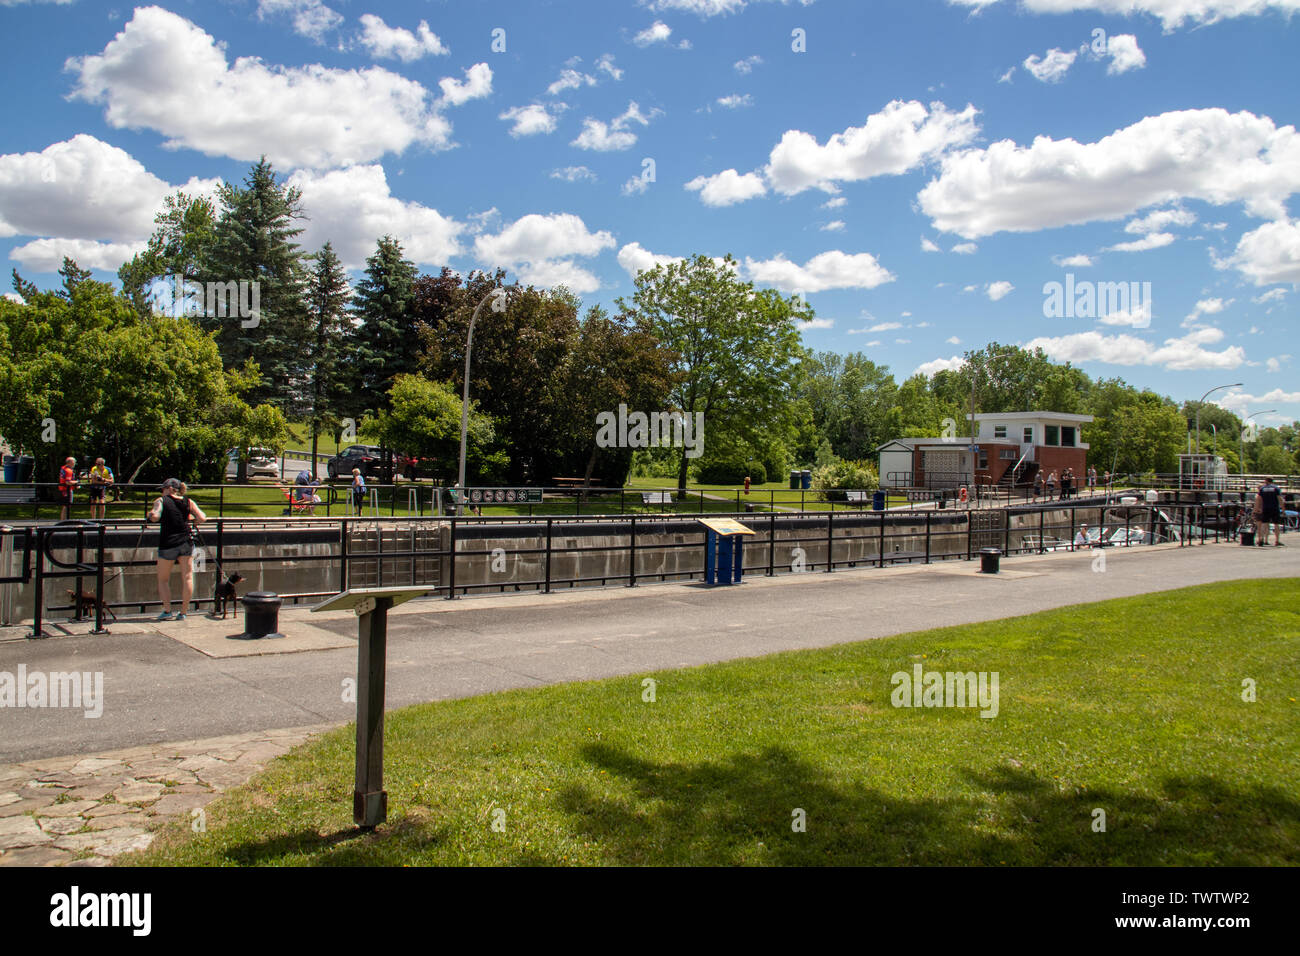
(699, 518, 755, 586)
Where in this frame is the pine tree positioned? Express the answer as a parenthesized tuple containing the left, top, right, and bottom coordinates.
(202, 158, 310, 410)
(347, 235, 418, 417)
(304, 242, 352, 468)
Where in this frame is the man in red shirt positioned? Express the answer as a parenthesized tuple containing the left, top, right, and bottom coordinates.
(58, 456, 78, 520)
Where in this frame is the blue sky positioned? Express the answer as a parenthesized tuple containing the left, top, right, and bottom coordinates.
(1, 0, 1297, 424)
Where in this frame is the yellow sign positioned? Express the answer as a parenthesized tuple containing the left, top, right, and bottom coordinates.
(698, 517, 756, 536)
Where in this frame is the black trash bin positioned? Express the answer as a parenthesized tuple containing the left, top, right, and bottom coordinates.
(236, 591, 285, 639)
(872, 490, 885, 511)
(17, 456, 34, 482)
(789, 470, 800, 490)
(979, 548, 1001, 573)
(1240, 529, 1255, 547)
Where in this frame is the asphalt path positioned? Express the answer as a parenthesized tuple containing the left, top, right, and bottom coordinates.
(1, 540, 1295, 762)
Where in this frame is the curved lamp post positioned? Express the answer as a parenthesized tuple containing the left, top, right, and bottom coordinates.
(1240, 409, 1276, 478)
(456, 285, 504, 515)
(1194, 382, 1242, 454)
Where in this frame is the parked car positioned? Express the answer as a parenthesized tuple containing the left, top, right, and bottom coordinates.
(226, 447, 279, 480)
(326, 445, 422, 481)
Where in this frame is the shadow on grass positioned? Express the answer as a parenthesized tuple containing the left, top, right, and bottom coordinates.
(548, 744, 1300, 866)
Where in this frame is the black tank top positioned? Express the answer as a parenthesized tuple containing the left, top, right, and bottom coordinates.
(1259, 484, 1281, 512)
(159, 495, 191, 549)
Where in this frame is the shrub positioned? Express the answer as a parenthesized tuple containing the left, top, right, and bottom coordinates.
(812, 459, 878, 500)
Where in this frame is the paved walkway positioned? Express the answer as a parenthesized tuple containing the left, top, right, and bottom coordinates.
(0, 725, 328, 866)
(0, 538, 1294, 865)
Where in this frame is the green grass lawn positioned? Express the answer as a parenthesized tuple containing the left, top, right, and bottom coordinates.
(130, 579, 1300, 866)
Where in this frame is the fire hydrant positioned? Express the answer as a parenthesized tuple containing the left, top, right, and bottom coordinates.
(744, 475, 751, 495)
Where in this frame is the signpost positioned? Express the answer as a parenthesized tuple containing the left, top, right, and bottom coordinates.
(698, 517, 755, 585)
(312, 586, 431, 829)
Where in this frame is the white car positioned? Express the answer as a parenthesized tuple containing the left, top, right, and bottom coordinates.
(226, 447, 279, 480)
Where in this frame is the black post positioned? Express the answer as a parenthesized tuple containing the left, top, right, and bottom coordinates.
(924, 511, 931, 564)
(544, 517, 553, 594)
(354, 597, 390, 829)
(31, 528, 45, 639)
(629, 516, 637, 587)
(73, 526, 84, 623)
(1039, 509, 1045, 554)
(759, 515, 769, 574)
(878, 512, 885, 568)
(92, 523, 107, 634)
(340, 519, 349, 593)
(825, 510, 834, 572)
(446, 517, 458, 599)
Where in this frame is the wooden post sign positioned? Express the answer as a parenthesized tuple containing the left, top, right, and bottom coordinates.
(312, 586, 431, 829)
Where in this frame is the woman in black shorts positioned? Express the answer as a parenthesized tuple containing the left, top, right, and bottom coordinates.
(147, 477, 207, 620)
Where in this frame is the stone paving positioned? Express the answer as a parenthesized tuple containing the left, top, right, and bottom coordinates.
(0, 724, 335, 867)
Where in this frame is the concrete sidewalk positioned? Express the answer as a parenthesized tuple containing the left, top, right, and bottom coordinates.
(2, 539, 1294, 768)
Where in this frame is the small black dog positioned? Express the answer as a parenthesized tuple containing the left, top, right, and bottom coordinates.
(212, 573, 245, 619)
(66, 589, 116, 622)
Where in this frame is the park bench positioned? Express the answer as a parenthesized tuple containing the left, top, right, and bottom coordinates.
(0, 485, 37, 504)
(845, 490, 870, 504)
(641, 491, 673, 507)
(1021, 534, 1066, 552)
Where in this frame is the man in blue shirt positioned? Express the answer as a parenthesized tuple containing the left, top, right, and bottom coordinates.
(1256, 478, 1283, 547)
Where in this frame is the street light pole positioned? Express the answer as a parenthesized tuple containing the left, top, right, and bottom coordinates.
(1194, 382, 1242, 455)
(457, 285, 503, 515)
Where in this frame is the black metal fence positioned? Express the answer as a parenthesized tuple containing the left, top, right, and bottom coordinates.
(1, 495, 1275, 638)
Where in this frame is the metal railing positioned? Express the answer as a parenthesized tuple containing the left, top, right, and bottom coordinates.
(0, 496, 1269, 638)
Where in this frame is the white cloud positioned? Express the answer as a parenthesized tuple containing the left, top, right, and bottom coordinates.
(1126, 206, 1195, 234)
(9, 237, 146, 273)
(921, 237, 941, 252)
(357, 15, 449, 61)
(951, 242, 978, 254)
(743, 250, 896, 292)
(257, 0, 342, 44)
(547, 69, 597, 95)
(67, 7, 455, 168)
(766, 100, 980, 196)
(475, 213, 614, 293)
(0, 134, 219, 246)
(500, 104, 559, 137)
(946, 336, 962, 344)
(915, 355, 966, 376)
(634, 21, 673, 45)
(1104, 232, 1176, 252)
(1023, 48, 1077, 83)
(622, 175, 652, 196)
(1097, 303, 1153, 327)
(986, 280, 1014, 300)
(1103, 34, 1146, 73)
(1253, 288, 1288, 304)
(685, 169, 768, 206)
(1217, 219, 1300, 284)
(616, 241, 684, 278)
(287, 165, 463, 269)
(947, 0, 1300, 30)
(998, 67, 1016, 83)
(643, 0, 752, 15)
(821, 220, 846, 232)
(822, 197, 847, 209)
(551, 166, 597, 182)
(734, 54, 763, 74)
(1184, 297, 1231, 325)
(918, 108, 1300, 239)
(1266, 358, 1282, 373)
(1022, 328, 1247, 371)
(1216, 387, 1300, 415)
(438, 63, 493, 107)
(867, 321, 902, 332)
(797, 317, 835, 331)
(1054, 253, 1095, 267)
(716, 94, 754, 109)
(571, 101, 659, 151)
(595, 54, 623, 80)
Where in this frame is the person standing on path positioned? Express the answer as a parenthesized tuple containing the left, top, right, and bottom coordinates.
(148, 478, 207, 620)
(88, 458, 113, 519)
(58, 457, 78, 520)
(1256, 478, 1284, 547)
(1046, 470, 1057, 501)
(1033, 470, 1043, 502)
(351, 467, 366, 517)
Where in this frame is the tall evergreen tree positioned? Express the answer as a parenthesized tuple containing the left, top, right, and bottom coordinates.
(304, 242, 352, 468)
(347, 235, 418, 417)
(202, 158, 310, 410)
(117, 191, 216, 319)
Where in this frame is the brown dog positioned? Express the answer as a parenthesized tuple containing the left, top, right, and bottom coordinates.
(213, 573, 245, 619)
(66, 589, 116, 622)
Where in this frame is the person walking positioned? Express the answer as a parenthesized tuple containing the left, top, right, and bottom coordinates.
(1061, 468, 1073, 500)
(147, 478, 206, 620)
(58, 456, 78, 520)
(1256, 477, 1284, 547)
(88, 457, 113, 519)
(1046, 470, 1057, 501)
(1033, 470, 1043, 502)
(350, 467, 366, 517)
(1088, 465, 1097, 492)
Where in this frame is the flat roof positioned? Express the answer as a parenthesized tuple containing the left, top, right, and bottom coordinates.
(966, 411, 1094, 423)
